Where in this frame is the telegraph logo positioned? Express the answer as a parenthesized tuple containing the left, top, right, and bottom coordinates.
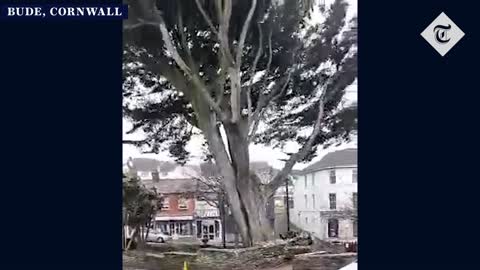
(433, 24, 451, 44)
(421, 13, 464, 57)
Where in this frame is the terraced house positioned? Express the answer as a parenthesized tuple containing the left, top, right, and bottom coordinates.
(125, 158, 230, 242)
(291, 148, 357, 242)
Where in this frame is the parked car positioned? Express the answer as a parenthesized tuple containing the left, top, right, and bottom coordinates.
(143, 230, 172, 243)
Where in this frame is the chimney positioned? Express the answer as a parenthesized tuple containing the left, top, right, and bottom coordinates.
(152, 170, 160, 183)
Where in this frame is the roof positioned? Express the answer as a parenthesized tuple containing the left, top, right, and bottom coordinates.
(302, 148, 357, 173)
(291, 169, 303, 175)
(128, 158, 199, 178)
(144, 178, 198, 194)
(250, 161, 271, 171)
(128, 158, 162, 171)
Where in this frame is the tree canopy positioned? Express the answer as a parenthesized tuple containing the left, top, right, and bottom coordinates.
(123, 0, 356, 163)
(122, 0, 357, 246)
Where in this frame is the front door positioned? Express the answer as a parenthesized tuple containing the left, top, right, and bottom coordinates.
(202, 224, 215, 240)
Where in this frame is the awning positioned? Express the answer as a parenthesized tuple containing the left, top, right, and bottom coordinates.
(155, 216, 194, 221)
(196, 209, 219, 218)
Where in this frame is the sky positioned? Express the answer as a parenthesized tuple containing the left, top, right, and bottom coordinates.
(122, 0, 358, 170)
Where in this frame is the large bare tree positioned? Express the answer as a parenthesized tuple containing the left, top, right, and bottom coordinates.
(123, 0, 357, 246)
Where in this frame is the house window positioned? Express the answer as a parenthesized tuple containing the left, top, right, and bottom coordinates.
(329, 170, 336, 184)
(215, 220, 220, 238)
(353, 220, 358, 237)
(328, 219, 339, 238)
(285, 197, 294, 209)
(161, 197, 170, 210)
(352, 169, 357, 183)
(152, 171, 160, 182)
(139, 171, 151, 179)
(311, 173, 315, 186)
(304, 175, 308, 188)
(196, 221, 202, 238)
(304, 194, 308, 208)
(329, 193, 336, 210)
(275, 198, 284, 209)
(305, 217, 308, 224)
(178, 197, 188, 210)
(352, 192, 358, 209)
(312, 194, 316, 209)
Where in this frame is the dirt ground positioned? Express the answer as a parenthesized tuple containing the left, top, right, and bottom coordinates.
(261, 264, 292, 270)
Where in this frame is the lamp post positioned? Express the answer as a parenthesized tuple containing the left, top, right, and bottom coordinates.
(285, 176, 290, 232)
(219, 192, 226, 248)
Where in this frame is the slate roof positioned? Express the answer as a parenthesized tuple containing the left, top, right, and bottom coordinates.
(128, 158, 162, 171)
(144, 178, 198, 194)
(128, 158, 279, 193)
(302, 148, 357, 173)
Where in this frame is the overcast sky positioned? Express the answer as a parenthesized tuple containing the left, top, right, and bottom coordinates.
(122, 0, 357, 170)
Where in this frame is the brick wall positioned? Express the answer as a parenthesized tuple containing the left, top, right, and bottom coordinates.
(158, 193, 195, 217)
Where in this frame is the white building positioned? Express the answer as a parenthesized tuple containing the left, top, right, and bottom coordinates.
(291, 148, 357, 242)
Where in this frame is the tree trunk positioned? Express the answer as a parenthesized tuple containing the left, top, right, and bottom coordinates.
(225, 121, 275, 245)
(137, 226, 146, 249)
(126, 227, 138, 250)
(236, 177, 274, 244)
(196, 99, 274, 246)
(207, 119, 273, 245)
(145, 223, 151, 242)
(219, 193, 227, 248)
(234, 232, 239, 248)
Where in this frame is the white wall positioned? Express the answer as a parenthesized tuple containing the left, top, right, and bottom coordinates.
(137, 170, 152, 180)
(291, 167, 357, 240)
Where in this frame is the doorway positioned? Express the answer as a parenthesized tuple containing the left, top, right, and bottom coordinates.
(202, 224, 215, 240)
(198, 219, 220, 240)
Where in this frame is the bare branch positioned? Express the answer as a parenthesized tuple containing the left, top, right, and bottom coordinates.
(214, 60, 228, 108)
(230, 0, 257, 123)
(195, 0, 219, 36)
(217, 0, 235, 65)
(196, 0, 234, 71)
(222, 0, 232, 40)
(246, 88, 253, 127)
(248, 38, 301, 140)
(265, 30, 273, 74)
(123, 22, 146, 31)
(265, 95, 326, 197)
(139, 54, 191, 98)
(248, 70, 292, 141)
(196, 176, 223, 193)
(125, 122, 146, 134)
(157, 16, 227, 121)
(247, 23, 264, 128)
(224, 0, 257, 123)
(125, 4, 228, 121)
(236, 0, 258, 66)
(194, 174, 224, 208)
(157, 19, 192, 76)
(229, 67, 242, 123)
(123, 140, 147, 145)
(247, 30, 272, 139)
(177, 4, 197, 72)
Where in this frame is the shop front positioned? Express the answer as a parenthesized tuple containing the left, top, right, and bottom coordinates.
(154, 216, 194, 237)
(195, 209, 222, 242)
